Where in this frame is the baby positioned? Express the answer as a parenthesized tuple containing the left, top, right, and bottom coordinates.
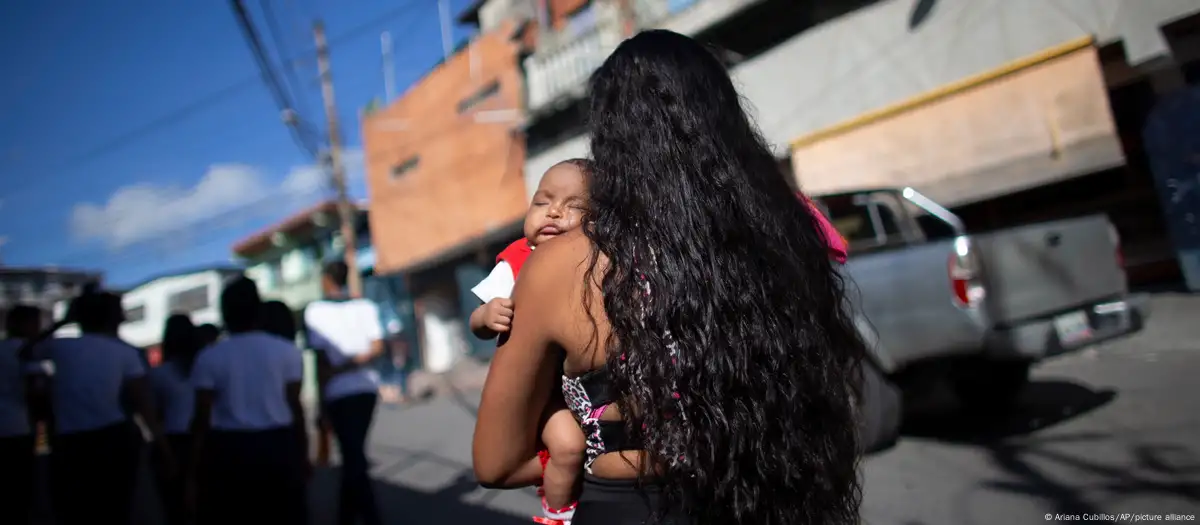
(470, 158, 591, 524)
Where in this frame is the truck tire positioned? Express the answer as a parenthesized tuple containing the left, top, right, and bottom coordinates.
(858, 359, 903, 453)
(952, 360, 1032, 412)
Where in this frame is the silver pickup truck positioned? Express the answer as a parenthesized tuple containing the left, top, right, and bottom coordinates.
(820, 188, 1146, 452)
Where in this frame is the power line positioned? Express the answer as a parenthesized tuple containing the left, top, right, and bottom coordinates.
(47, 134, 521, 270)
(1, 0, 435, 199)
(47, 186, 321, 268)
(230, 0, 324, 158)
(259, 0, 316, 127)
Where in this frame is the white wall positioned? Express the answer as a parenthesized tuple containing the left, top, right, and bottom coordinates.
(523, 0, 1200, 189)
(734, 0, 1200, 157)
(119, 271, 229, 348)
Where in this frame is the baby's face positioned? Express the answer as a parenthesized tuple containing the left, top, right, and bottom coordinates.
(524, 163, 589, 246)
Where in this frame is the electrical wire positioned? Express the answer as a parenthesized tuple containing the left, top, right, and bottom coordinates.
(46, 133, 523, 270)
(259, 0, 317, 130)
(230, 0, 324, 159)
(2, 0, 436, 199)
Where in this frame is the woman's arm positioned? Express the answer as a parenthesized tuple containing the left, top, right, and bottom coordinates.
(472, 245, 565, 488)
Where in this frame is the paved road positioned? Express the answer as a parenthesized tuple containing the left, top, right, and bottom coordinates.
(39, 293, 1200, 524)
(346, 293, 1200, 524)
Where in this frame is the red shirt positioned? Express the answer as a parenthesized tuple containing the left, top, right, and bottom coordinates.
(497, 239, 533, 279)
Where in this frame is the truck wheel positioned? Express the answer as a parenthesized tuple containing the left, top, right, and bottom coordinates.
(952, 360, 1032, 412)
(858, 360, 903, 453)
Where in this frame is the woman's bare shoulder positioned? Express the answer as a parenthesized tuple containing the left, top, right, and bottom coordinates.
(521, 229, 597, 282)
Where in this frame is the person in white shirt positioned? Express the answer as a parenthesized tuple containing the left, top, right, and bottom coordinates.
(190, 276, 308, 525)
(148, 313, 201, 525)
(31, 290, 172, 525)
(0, 305, 43, 524)
(306, 260, 385, 525)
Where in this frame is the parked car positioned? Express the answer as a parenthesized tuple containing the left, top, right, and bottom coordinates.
(817, 187, 1146, 452)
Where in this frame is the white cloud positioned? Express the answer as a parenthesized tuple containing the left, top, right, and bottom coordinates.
(69, 153, 356, 250)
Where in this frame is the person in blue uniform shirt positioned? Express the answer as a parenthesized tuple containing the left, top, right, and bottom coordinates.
(149, 313, 202, 525)
(0, 305, 44, 524)
(190, 276, 309, 525)
(31, 290, 173, 525)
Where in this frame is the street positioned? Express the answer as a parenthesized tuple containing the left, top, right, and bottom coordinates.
(41, 292, 1200, 524)
(351, 292, 1200, 524)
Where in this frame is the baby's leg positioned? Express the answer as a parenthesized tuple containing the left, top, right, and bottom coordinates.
(541, 403, 586, 512)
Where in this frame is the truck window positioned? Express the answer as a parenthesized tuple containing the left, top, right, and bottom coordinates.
(899, 199, 958, 241)
(816, 192, 905, 251)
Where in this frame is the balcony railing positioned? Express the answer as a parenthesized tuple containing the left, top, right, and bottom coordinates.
(523, 0, 757, 115)
(524, 23, 617, 113)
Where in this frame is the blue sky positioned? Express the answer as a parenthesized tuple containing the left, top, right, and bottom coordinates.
(0, 0, 476, 286)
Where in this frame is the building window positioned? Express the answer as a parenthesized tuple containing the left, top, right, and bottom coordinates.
(124, 305, 146, 323)
(246, 263, 274, 292)
(280, 249, 313, 284)
(391, 156, 420, 180)
(167, 285, 210, 314)
(457, 81, 501, 114)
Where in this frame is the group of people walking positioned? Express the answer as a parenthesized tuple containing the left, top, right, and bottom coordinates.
(1, 260, 389, 525)
(6, 28, 874, 525)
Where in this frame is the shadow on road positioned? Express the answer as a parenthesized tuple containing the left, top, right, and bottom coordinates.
(899, 379, 1200, 521)
(902, 379, 1116, 444)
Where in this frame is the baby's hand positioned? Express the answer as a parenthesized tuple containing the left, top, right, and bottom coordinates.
(482, 298, 514, 333)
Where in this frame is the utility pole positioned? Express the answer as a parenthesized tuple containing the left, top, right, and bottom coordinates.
(438, 0, 454, 60)
(314, 21, 363, 299)
(381, 31, 396, 102)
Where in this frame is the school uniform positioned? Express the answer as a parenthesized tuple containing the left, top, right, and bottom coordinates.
(305, 298, 384, 525)
(191, 331, 307, 525)
(148, 359, 195, 525)
(0, 339, 37, 524)
(34, 334, 146, 525)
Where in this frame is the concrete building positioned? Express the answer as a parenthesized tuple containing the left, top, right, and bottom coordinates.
(361, 20, 532, 373)
(234, 200, 369, 311)
(0, 266, 100, 336)
(513, 0, 1200, 284)
(115, 266, 243, 357)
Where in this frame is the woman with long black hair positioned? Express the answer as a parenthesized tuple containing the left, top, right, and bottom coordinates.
(149, 314, 201, 525)
(473, 30, 867, 525)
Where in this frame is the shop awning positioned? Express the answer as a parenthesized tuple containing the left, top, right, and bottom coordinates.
(789, 37, 1127, 206)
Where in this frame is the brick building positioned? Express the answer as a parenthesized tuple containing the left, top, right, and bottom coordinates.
(362, 21, 529, 274)
(361, 19, 534, 371)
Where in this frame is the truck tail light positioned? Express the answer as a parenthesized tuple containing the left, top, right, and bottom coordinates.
(948, 236, 985, 308)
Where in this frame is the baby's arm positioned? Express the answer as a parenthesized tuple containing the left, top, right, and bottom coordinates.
(470, 261, 516, 341)
(470, 302, 500, 340)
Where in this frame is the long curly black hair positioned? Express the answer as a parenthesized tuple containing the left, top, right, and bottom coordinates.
(583, 29, 867, 524)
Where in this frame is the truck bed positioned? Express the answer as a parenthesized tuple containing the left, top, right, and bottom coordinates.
(973, 214, 1128, 325)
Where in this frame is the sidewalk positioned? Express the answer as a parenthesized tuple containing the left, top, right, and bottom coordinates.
(310, 356, 540, 522)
